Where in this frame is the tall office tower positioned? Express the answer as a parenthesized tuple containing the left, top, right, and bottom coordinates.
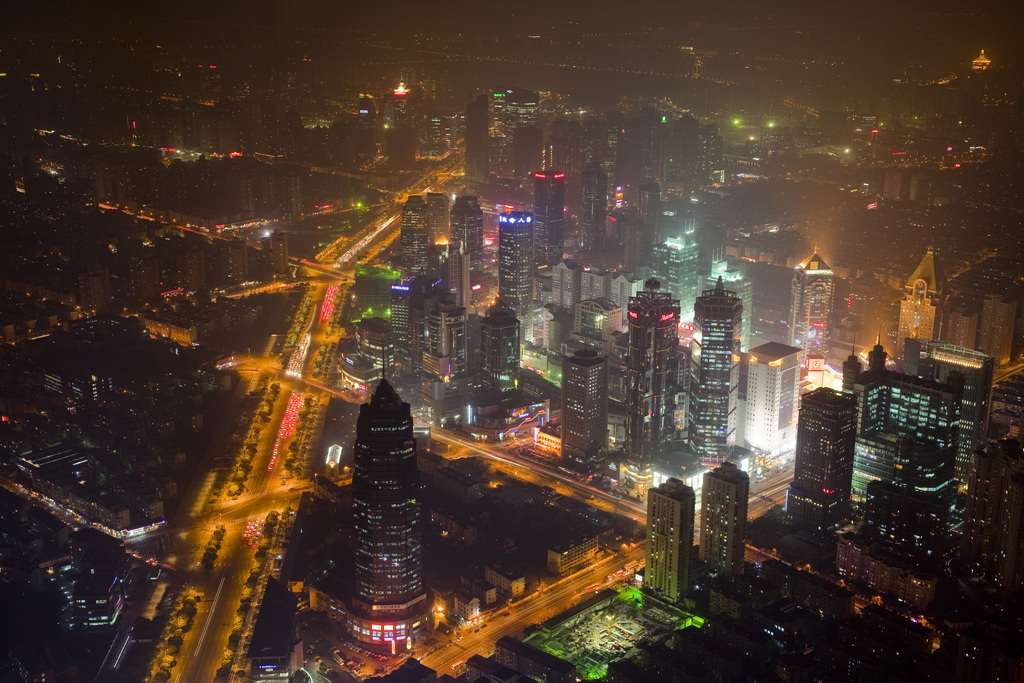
(841, 347, 863, 395)
(551, 260, 582, 314)
(624, 280, 680, 493)
(790, 250, 834, 359)
(421, 302, 468, 427)
(532, 171, 566, 267)
(979, 293, 1016, 366)
(465, 94, 490, 182)
(646, 478, 696, 603)
(391, 275, 442, 377)
(349, 379, 427, 651)
(688, 278, 743, 466)
(501, 87, 539, 137)
(451, 196, 484, 273)
(651, 236, 700, 323)
(355, 94, 378, 162)
(896, 249, 946, 361)
(672, 114, 700, 176)
(268, 231, 289, 275)
(863, 437, 957, 559)
(561, 349, 609, 473)
(638, 180, 662, 245)
(744, 342, 802, 457)
(696, 124, 723, 183)
(480, 302, 520, 394)
(580, 164, 608, 253)
(572, 298, 621, 353)
(497, 211, 535, 321)
(962, 440, 1024, 598)
(426, 193, 450, 245)
(443, 241, 472, 309)
(547, 118, 585, 217)
(945, 293, 982, 349)
(786, 388, 859, 531)
(699, 462, 749, 577)
(382, 84, 419, 171)
(849, 342, 963, 500)
(510, 126, 543, 179)
(400, 195, 428, 273)
(706, 259, 752, 350)
(904, 338, 994, 484)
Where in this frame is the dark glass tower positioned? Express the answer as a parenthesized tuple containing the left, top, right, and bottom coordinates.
(465, 94, 489, 182)
(786, 388, 858, 531)
(400, 195, 428, 273)
(497, 211, 534, 321)
(481, 301, 520, 394)
(349, 379, 427, 651)
(624, 279, 680, 493)
(688, 277, 742, 465)
(532, 171, 566, 267)
(580, 164, 607, 253)
(451, 196, 485, 273)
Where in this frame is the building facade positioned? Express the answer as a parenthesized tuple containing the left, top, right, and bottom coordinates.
(561, 349, 610, 472)
(789, 251, 834, 360)
(646, 477, 696, 603)
(497, 211, 535, 321)
(744, 342, 802, 457)
(699, 462, 749, 577)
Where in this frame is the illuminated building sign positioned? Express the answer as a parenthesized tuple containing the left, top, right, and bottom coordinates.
(391, 284, 410, 291)
(554, 173, 565, 178)
(628, 311, 638, 318)
(659, 313, 676, 322)
(498, 215, 532, 224)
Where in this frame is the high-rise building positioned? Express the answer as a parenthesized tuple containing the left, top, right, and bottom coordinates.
(465, 95, 490, 182)
(561, 349, 609, 473)
(437, 238, 471, 309)
(786, 388, 858, 531)
(904, 338, 993, 485)
(699, 462, 749, 577)
(426, 193, 450, 245)
(400, 195, 428, 273)
(637, 180, 662, 245)
(650, 236, 700, 323)
(646, 478, 695, 603)
(391, 275, 443, 377)
(349, 379, 427, 651)
(451, 196, 484, 273)
(532, 171, 566, 267)
(896, 249, 945, 361)
(849, 342, 963, 500)
(978, 293, 1016, 366)
(744, 342, 802, 457)
(624, 279, 680, 493)
(962, 440, 1024, 599)
(480, 302, 520, 394)
(497, 211, 535, 321)
(705, 259, 752, 350)
(790, 250, 834, 360)
(688, 278, 743, 465)
(421, 302, 468, 427)
(580, 164, 607, 253)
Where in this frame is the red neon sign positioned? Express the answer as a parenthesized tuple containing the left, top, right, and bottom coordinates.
(553, 173, 565, 178)
(659, 313, 675, 322)
(628, 311, 638, 318)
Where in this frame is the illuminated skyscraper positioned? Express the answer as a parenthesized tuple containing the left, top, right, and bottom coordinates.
(646, 478, 695, 603)
(421, 302, 468, 427)
(561, 349, 609, 473)
(651, 236, 699, 323)
(744, 342, 802, 457)
(349, 379, 427, 651)
(904, 338, 993, 485)
(532, 171, 566, 267)
(705, 259, 752, 351)
(399, 195, 428, 273)
(497, 211, 534, 321)
(624, 279, 680, 493)
(896, 249, 945, 361)
(790, 250, 834, 360)
(688, 278, 742, 465)
(480, 302, 520, 394)
(451, 196, 484, 273)
(699, 462, 748, 577)
(580, 164, 607, 253)
(426, 193, 450, 245)
(786, 388, 858, 531)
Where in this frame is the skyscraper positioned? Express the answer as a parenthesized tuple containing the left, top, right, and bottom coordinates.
(790, 250, 834, 360)
(743, 342, 802, 457)
(896, 249, 946, 361)
(624, 279, 680, 493)
(561, 349, 609, 473)
(646, 478, 695, 603)
(962, 440, 1024, 599)
(349, 379, 427, 651)
(480, 302, 520, 394)
(650, 236, 700, 323)
(699, 462, 749, 577)
(451, 196, 484, 273)
(421, 302, 468, 427)
(465, 94, 489, 182)
(426, 192, 450, 245)
(532, 171, 566, 267)
(904, 338, 994, 485)
(580, 164, 607, 253)
(706, 259, 752, 350)
(400, 195, 428, 273)
(688, 277, 743, 465)
(786, 388, 858, 531)
(497, 211, 534, 321)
